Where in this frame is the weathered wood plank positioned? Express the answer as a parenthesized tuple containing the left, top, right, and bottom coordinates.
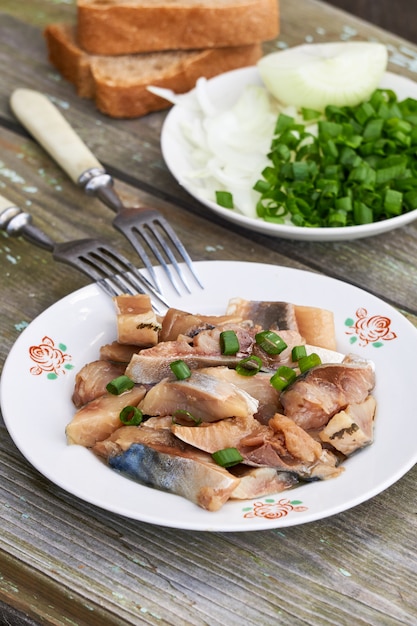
(1, 2, 417, 625)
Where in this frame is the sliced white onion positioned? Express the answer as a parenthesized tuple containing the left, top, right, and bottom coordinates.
(257, 42, 388, 110)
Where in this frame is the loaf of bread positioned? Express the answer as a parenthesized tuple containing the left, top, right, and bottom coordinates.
(44, 23, 263, 118)
(76, 0, 279, 55)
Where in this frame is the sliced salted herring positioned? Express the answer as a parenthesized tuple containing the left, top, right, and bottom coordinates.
(257, 42, 388, 110)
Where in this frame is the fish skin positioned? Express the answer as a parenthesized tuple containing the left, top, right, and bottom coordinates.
(226, 299, 299, 331)
(280, 361, 375, 430)
(97, 426, 240, 511)
(139, 371, 259, 422)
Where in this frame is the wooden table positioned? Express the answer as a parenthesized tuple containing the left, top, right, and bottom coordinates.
(1, 1, 416, 624)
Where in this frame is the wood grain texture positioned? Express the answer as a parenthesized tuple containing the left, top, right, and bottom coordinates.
(1, 2, 417, 625)
(323, 0, 417, 43)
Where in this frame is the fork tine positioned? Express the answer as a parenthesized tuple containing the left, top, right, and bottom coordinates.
(133, 221, 187, 296)
(113, 209, 203, 294)
(156, 216, 204, 290)
(53, 240, 169, 311)
(112, 211, 162, 291)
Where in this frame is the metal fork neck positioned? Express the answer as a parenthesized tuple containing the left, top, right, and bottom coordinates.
(0, 205, 55, 251)
(78, 167, 124, 214)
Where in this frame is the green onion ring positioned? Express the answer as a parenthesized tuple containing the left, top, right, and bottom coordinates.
(270, 366, 297, 391)
(170, 359, 192, 380)
(212, 447, 243, 468)
(119, 405, 143, 426)
(106, 375, 135, 395)
(298, 353, 322, 373)
(235, 355, 263, 376)
(220, 329, 240, 355)
(255, 330, 288, 355)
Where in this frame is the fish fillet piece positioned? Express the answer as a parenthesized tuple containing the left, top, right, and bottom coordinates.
(237, 413, 343, 480)
(113, 294, 161, 347)
(100, 341, 140, 364)
(172, 414, 262, 453)
(140, 372, 259, 422)
(230, 467, 298, 499)
(125, 335, 246, 385)
(280, 360, 375, 430)
(199, 366, 281, 424)
(294, 305, 337, 350)
(72, 359, 126, 408)
(269, 413, 323, 463)
(319, 395, 376, 455)
(66, 386, 147, 447)
(94, 426, 240, 512)
(226, 299, 299, 331)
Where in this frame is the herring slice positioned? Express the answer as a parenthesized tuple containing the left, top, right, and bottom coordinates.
(258, 42, 388, 110)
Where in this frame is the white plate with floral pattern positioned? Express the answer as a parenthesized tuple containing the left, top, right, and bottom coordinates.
(161, 68, 417, 241)
(1, 261, 417, 531)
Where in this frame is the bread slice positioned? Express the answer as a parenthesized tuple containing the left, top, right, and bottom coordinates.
(77, 0, 279, 55)
(44, 23, 263, 118)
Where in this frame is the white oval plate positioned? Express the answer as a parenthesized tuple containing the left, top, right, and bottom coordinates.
(161, 68, 417, 241)
(1, 261, 417, 531)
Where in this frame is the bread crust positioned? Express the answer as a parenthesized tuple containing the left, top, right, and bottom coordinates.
(44, 23, 263, 118)
(45, 24, 95, 98)
(76, 0, 279, 55)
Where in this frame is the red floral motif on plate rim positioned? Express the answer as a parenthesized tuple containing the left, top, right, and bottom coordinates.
(29, 336, 72, 378)
(243, 498, 308, 520)
(345, 307, 397, 347)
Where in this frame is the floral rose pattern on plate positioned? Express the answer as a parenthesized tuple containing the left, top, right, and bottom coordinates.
(242, 498, 308, 520)
(29, 336, 73, 379)
(345, 307, 397, 347)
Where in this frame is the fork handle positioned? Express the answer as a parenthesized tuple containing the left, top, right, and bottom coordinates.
(10, 88, 103, 184)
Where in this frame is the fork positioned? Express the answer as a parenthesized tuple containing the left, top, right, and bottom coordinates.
(10, 88, 203, 296)
(0, 194, 169, 312)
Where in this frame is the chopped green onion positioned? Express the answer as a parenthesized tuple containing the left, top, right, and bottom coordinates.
(255, 330, 287, 355)
(235, 355, 263, 376)
(170, 359, 191, 380)
(212, 447, 243, 468)
(172, 410, 202, 426)
(384, 188, 403, 215)
(119, 405, 143, 425)
(253, 88, 417, 227)
(106, 375, 135, 395)
(291, 345, 307, 361)
(270, 366, 297, 391)
(215, 190, 234, 209)
(220, 329, 240, 355)
(298, 353, 322, 373)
